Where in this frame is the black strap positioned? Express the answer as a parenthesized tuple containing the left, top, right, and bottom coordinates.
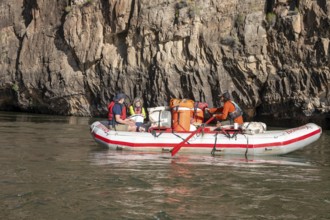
(157, 110, 161, 129)
(222, 129, 240, 140)
(245, 122, 252, 129)
(244, 134, 249, 157)
(151, 129, 165, 138)
(211, 132, 219, 155)
(173, 106, 186, 131)
(193, 102, 198, 120)
(172, 132, 190, 144)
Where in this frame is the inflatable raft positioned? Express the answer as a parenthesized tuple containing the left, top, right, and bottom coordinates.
(90, 121, 322, 156)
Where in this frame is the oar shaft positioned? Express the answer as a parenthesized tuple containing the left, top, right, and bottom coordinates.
(171, 116, 215, 156)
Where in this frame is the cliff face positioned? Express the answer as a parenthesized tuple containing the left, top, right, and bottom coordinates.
(0, 0, 329, 128)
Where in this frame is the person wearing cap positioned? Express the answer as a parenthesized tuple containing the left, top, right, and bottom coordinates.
(108, 93, 140, 132)
(211, 91, 244, 126)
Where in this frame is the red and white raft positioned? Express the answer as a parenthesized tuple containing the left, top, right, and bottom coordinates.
(90, 121, 322, 156)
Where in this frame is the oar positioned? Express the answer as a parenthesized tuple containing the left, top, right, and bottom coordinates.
(171, 116, 215, 156)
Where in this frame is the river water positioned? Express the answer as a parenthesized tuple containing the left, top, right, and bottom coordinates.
(0, 112, 329, 220)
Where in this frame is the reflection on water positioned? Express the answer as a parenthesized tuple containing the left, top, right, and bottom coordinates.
(86, 148, 329, 220)
(0, 111, 90, 125)
(89, 150, 312, 167)
(0, 111, 329, 220)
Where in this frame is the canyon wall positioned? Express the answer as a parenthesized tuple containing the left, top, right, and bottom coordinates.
(0, 0, 329, 128)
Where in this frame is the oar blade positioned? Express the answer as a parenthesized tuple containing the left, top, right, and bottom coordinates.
(171, 145, 181, 156)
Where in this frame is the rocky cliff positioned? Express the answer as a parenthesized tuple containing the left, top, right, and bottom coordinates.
(0, 0, 329, 128)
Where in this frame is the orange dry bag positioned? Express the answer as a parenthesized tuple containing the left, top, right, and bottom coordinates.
(170, 98, 194, 132)
(172, 107, 192, 132)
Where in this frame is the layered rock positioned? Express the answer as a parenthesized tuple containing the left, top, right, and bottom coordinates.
(0, 0, 329, 128)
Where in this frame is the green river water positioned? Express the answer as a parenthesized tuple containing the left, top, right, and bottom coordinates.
(0, 112, 329, 220)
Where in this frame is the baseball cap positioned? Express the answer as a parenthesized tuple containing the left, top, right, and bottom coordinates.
(114, 93, 126, 101)
(218, 91, 230, 100)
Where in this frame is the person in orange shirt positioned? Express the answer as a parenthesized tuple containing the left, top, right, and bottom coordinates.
(210, 91, 244, 126)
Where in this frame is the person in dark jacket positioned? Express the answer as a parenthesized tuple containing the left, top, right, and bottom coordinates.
(108, 93, 142, 132)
